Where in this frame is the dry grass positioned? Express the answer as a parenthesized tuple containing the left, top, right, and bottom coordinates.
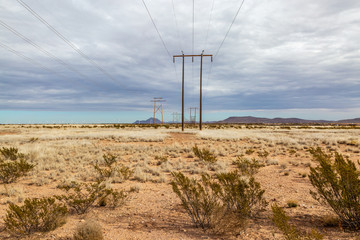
(0, 124, 359, 239)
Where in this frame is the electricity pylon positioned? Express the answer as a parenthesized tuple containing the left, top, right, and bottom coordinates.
(189, 107, 198, 124)
(172, 112, 181, 123)
(151, 97, 165, 125)
(173, 51, 213, 131)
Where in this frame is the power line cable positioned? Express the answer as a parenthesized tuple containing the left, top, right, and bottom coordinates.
(0, 40, 62, 76)
(141, 0, 172, 59)
(192, 0, 195, 56)
(204, 0, 215, 50)
(16, 0, 118, 83)
(172, 0, 183, 51)
(214, 0, 245, 58)
(0, 19, 88, 79)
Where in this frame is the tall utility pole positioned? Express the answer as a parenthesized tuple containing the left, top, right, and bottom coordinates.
(151, 97, 165, 125)
(189, 107, 198, 124)
(173, 51, 213, 131)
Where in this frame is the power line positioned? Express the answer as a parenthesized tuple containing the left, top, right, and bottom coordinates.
(214, 0, 245, 58)
(0, 19, 88, 79)
(16, 0, 118, 83)
(0, 41, 62, 76)
(204, 0, 215, 50)
(172, 0, 183, 51)
(192, 0, 195, 56)
(141, 0, 172, 59)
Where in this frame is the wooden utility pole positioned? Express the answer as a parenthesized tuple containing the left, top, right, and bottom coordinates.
(151, 98, 165, 125)
(173, 52, 213, 131)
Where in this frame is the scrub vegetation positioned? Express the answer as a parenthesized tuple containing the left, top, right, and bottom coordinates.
(0, 123, 360, 239)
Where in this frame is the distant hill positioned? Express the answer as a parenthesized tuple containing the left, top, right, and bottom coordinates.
(134, 118, 162, 124)
(336, 118, 360, 124)
(218, 116, 360, 124)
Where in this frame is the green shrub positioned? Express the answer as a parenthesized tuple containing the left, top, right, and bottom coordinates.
(233, 157, 264, 176)
(192, 145, 217, 163)
(171, 172, 220, 229)
(308, 147, 360, 230)
(94, 163, 113, 179)
(94, 154, 117, 179)
(56, 181, 109, 214)
(0, 148, 34, 184)
(155, 155, 168, 165)
(56, 181, 128, 214)
(286, 200, 298, 208)
(245, 149, 255, 155)
(0, 147, 24, 160)
(171, 170, 266, 230)
(213, 171, 267, 216)
(271, 204, 323, 240)
(4, 197, 67, 236)
(102, 153, 117, 167)
(94, 154, 133, 181)
(73, 219, 104, 240)
(98, 188, 128, 209)
(117, 164, 134, 180)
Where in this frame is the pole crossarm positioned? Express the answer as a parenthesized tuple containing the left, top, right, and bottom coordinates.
(173, 52, 213, 131)
(173, 54, 213, 61)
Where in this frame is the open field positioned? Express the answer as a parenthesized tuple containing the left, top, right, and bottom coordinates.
(1, 124, 360, 239)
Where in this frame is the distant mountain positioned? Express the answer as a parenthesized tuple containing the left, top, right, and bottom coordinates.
(336, 118, 360, 123)
(218, 116, 360, 124)
(134, 118, 162, 124)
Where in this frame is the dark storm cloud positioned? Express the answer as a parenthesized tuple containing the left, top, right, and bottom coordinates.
(0, 0, 359, 118)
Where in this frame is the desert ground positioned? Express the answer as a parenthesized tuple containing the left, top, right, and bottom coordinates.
(0, 124, 360, 239)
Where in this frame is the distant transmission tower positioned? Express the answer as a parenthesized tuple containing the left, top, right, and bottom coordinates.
(151, 97, 165, 125)
(189, 107, 198, 124)
(172, 112, 181, 123)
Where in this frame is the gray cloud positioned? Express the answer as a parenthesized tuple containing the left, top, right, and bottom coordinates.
(0, 0, 359, 120)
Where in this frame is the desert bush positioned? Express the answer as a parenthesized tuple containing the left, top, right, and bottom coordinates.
(56, 181, 110, 214)
(286, 200, 298, 208)
(171, 172, 220, 229)
(94, 163, 112, 179)
(56, 181, 129, 214)
(155, 155, 168, 165)
(171, 170, 266, 230)
(192, 145, 217, 163)
(73, 219, 104, 240)
(213, 171, 267, 216)
(271, 204, 323, 240)
(308, 147, 360, 230)
(102, 153, 117, 167)
(0, 147, 24, 160)
(245, 149, 255, 155)
(94, 154, 117, 179)
(233, 157, 264, 176)
(94, 154, 133, 181)
(4, 197, 67, 236)
(117, 163, 134, 180)
(98, 188, 128, 209)
(0, 148, 34, 184)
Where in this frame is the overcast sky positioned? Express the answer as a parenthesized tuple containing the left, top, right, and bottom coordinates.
(0, 0, 360, 123)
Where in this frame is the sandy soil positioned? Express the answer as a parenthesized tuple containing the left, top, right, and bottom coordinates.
(0, 125, 360, 239)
